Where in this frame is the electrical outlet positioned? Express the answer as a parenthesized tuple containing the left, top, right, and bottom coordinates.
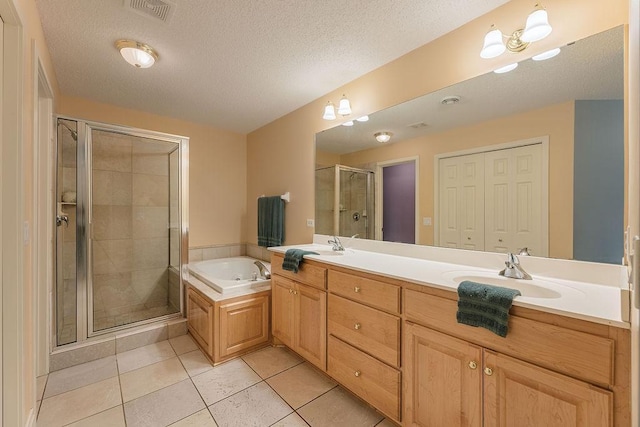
(306, 219, 315, 227)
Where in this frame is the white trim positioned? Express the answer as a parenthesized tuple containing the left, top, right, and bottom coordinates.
(433, 136, 550, 256)
(32, 39, 54, 378)
(0, 0, 25, 424)
(375, 156, 420, 244)
(25, 408, 36, 427)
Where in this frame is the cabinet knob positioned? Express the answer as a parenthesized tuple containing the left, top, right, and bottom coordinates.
(468, 361, 477, 370)
(498, 239, 503, 243)
(293, 290, 298, 295)
(288, 289, 293, 294)
(354, 323, 361, 330)
(354, 370, 361, 377)
(467, 237, 471, 240)
(484, 367, 493, 376)
(354, 286, 361, 293)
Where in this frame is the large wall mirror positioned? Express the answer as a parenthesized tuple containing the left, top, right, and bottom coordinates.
(315, 25, 624, 264)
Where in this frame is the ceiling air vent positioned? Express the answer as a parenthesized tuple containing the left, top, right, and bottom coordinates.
(125, 0, 176, 24)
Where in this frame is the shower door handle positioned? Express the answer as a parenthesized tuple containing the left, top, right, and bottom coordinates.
(56, 214, 69, 227)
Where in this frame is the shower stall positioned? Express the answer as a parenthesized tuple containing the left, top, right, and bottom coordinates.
(55, 118, 188, 347)
(315, 164, 374, 239)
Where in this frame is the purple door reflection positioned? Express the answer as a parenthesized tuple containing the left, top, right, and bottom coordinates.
(382, 162, 415, 243)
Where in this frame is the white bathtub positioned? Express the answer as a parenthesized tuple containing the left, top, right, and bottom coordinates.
(189, 256, 271, 294)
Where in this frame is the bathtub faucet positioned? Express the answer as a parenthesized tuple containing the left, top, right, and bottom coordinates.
(254, 261, 271, 279)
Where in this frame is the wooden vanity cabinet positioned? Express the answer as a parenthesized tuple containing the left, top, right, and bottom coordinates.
(327, 268, 403, 422)
(403, 285, 628, 427)
(271, 254, 327, 371)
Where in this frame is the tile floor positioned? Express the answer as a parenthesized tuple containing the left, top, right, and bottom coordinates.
(36, 334, 396, 426)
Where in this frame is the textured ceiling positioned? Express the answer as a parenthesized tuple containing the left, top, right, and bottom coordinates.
(35, 0, 510, 133)
(317, 26, 624, 154)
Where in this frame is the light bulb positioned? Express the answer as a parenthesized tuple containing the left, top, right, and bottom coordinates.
(337, 95, 352, 116)
(374, 132, 392, 143)
(480, 27, 506, 59)
(532, 47, 560, 61)
(342, 121, 354, 127)
(356, 115, 369, 122)
(323, 102, 336, 120)
(521, 8, 552, 43)
(493, 63, 519, 74)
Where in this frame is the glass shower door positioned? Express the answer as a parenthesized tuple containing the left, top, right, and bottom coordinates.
(89, 128, 181, 333)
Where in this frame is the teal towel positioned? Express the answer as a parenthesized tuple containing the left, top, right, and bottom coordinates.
(282, 249, 319, 273)
(258, 196, 285, 247)
(456, 280, 521, 337)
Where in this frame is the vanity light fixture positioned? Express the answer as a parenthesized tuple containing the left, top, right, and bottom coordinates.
(532, 47, 561, 61)
(374, 132, 392, 143)
(494, 63, 519, 74)
(322, 94, 352, 120)
(480, 3, 552, 59)
(356, 115, 369, 122)
(116, 40, 159, 68)
(342, 121, 354, 127)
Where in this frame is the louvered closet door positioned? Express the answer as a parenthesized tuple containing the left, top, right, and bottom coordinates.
(485, 144, 543, 255)
(439, 154, 484, 250)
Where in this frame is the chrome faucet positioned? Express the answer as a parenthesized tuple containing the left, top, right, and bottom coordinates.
(328, 236, 345, 251)
(499, 253, 532, 280)
(254, 261, 271, 279)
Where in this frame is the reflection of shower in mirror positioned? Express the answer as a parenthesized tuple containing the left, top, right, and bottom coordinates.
(315, 164, 374, 239)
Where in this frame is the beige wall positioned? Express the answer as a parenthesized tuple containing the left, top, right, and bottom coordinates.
(340, 101, 575, 259)
(58, 96, 248, 248)
(246, 0, 628, 246)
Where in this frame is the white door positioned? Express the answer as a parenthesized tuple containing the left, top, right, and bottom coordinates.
(438, 153, 484, 250)
(485, 144, 543, 255)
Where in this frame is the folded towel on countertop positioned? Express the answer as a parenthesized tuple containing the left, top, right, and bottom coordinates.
(257, 196, 285, 247)
(456, 280, 521, 337)
(282, 249, 319, 273)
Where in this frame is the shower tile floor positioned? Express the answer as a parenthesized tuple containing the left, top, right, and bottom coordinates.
(36, 335, 396, 426)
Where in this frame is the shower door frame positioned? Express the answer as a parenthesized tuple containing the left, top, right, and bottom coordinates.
(54, 116, 190, 346)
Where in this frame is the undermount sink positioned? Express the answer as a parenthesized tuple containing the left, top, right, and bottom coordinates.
(442, 270, 565, 299)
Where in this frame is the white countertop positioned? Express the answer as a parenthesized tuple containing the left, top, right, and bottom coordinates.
(270, 243, 630, 329)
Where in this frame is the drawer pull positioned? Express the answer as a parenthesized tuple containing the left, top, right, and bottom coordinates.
(354, 286, 361, 293)
(468, 361, 477, 370)
(354, 323, 361, 330)
(484, 367, 493, 376)
(354, 370, 361, 377)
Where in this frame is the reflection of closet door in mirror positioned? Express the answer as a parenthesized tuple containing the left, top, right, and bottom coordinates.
(485, 145, 543, 255)
(438, 154, 484, 250)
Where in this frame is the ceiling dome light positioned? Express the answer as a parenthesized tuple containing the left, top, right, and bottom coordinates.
(494, 63, 519, 74)
(532, 47, 561, 61)
(337, 95, 352, 116)
(342, 121, 354, 127)
(441, 95, 461, 105)
(521, 6, 552, 43)
(116, 40, 158, 68)
(356, 115, 369, 122)
(374, 132, 392, 143)
(480, 26, 506, 59)
(323, 102, 336, 120)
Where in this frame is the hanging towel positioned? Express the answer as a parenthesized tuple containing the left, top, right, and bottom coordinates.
(258, 196, 285, 247)
(456, 280, 521, 337)
(282, 249, 319, 273)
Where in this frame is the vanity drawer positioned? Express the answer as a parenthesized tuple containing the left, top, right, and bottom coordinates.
(271, 254, 327, 290)
(328, 294, 400, 367)
(328, 335, 400, 421)
(328, 270, 400, 314)
(404, 288, 615, 387)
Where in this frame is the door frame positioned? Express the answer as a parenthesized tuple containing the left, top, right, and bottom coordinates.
(32, 39, 55, 378)
(433, 136, 549, 255)
(375, 156, 420, 243)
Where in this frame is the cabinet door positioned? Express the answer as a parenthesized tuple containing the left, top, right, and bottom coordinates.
(483, 350, 612, 427)
(295, 282, 327, 371)
(271, 276, 295, 348)
(219, 294, 269, 358)
(187, 288, 214, 357)
(403, 322, 482, 427)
